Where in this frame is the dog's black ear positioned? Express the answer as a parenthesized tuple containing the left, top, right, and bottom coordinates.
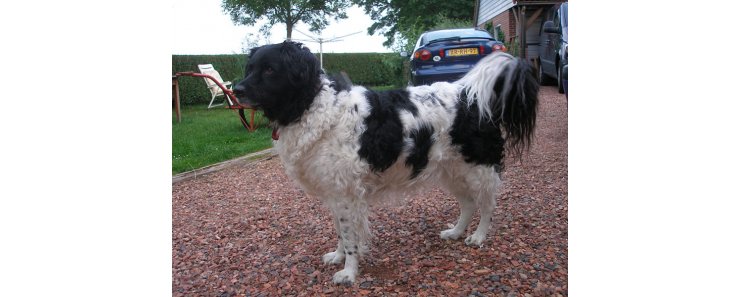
(281, 42, 320, 86)
(248, 45, 263, 58)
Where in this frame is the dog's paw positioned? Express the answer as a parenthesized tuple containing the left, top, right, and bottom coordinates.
(332, 268, 357, 284)
(464, 233, 486, 247)
(440, 228, 463, 240)
(322, 251, 345, 265)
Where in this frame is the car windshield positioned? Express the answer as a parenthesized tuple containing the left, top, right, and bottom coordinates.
(422, 29, 493, 46)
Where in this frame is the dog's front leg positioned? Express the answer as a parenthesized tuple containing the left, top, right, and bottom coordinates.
(329, 203, 366, 284)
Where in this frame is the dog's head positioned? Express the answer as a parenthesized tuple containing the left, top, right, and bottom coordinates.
(233, 41, 322, 126)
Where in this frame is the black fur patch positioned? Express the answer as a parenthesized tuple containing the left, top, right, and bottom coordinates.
(358, 89, 417, 172)
(405, 125, 435, 178)
(449, 57, 539, 170)
(490, 59, 539, 157)
(449, 92, 506, 171)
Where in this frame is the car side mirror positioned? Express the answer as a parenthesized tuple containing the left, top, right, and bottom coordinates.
(543, 21, 559, 34)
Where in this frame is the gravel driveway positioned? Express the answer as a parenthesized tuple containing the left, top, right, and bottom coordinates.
(173, 86, 568, 296)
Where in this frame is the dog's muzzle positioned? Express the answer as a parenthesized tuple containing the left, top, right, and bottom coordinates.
(232, 84, 258, 107)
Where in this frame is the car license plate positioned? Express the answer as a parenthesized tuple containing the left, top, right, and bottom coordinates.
(447, 48, 479, 56)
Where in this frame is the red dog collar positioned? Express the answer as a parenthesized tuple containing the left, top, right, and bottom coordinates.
(272, 127, 280, 140)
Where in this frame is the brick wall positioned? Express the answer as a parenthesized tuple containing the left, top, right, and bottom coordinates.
(487, 10, 517, 44)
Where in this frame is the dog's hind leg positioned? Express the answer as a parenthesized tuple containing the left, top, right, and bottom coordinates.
(464, 170, 501, 247)
(322, 215, 346, 265)
(439, 169, 481, 241)
(329, 201, 369, 284)
(440, 195, 476, 240)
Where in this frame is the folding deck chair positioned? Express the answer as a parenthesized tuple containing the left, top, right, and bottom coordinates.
(198, 64, 232, 109)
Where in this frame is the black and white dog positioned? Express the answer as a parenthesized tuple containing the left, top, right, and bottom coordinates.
(234, 41, 538, 284)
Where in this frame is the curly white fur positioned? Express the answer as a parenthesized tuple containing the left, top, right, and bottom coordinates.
(270, 53, 528, 284)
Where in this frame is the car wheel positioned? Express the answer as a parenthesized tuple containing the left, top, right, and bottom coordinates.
(537, 61, 552, 86)
(557, 64, 564, 94)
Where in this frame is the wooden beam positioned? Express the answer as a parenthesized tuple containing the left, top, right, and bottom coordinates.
(519, 5, 526, 59)
(512, 6, 519, 36)
(512, 7, 519, 46)
(526, 7, 544, 29)
(473, 0, 480, 27)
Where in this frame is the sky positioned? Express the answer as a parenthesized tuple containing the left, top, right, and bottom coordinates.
(172, 0, 393, 54)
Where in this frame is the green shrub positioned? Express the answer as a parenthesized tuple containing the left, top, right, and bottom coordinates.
(505, 37, 520, 57)
(173, 52, 405, 105)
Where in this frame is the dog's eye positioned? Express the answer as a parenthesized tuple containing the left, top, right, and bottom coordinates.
(264, 67, 274, 75)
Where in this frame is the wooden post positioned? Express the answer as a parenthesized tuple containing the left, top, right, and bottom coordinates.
(519, 5, 527, 59)
(512, 7, 519, 55)
(172, 76, 181, 123)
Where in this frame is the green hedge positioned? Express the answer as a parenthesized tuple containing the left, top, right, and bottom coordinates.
(172, 53, 405, 105)
(320, 53, 406, 87)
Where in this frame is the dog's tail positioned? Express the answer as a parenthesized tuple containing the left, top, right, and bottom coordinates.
(456, 51, 539, 156)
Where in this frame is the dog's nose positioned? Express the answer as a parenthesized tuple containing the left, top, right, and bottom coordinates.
(233, 84, 246, 98)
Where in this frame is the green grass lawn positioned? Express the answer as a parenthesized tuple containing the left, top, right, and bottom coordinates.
(172, 105, 272, 175)
(172, 86, 400, 175)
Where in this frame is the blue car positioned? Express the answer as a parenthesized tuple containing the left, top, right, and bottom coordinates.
(409, 28, 506, 86)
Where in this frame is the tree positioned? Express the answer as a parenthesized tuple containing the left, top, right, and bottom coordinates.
(399, 14, 475, 53)
(352, 0, 475, 50)
(240, 32, 260, 53)
(222, 0, 351, 40)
